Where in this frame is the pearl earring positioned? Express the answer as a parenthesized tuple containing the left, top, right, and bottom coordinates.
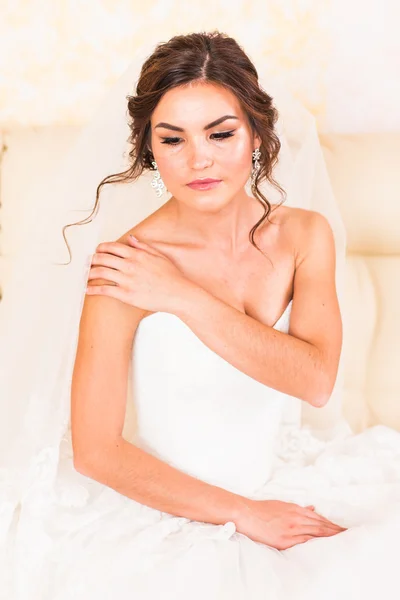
(150, 160, 165, 197)
(251, 148, 261, 185)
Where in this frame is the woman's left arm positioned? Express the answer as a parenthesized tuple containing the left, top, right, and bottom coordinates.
(173, 211, 343, 408)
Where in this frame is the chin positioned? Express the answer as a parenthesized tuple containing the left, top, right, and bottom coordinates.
(194, 195, 234, 212)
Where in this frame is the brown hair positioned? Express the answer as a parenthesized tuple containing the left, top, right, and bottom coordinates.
(62, 30, 286, 264)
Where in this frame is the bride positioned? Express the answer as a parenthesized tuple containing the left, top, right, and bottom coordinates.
(2, 30, 400, 600)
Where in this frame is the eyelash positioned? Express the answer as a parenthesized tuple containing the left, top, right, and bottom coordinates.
(160, 130, 236, 145)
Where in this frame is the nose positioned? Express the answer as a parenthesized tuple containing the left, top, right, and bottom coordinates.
(188, 139, 213, 170)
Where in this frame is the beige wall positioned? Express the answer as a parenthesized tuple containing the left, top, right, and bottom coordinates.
(1, 1, 397, 132)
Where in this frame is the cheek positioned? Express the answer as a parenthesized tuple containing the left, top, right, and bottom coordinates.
(156, 156, 182, 191)
(156, 150, 183, 171)
(217, 139, 253, 189)
(220, 136, 252, 171)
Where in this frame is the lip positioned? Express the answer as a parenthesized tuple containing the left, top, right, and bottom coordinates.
(187, 179, 221, 190)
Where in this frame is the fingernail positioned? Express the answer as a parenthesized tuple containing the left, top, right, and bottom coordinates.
(129, 234, 138, 241)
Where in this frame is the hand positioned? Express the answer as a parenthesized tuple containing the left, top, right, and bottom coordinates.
(86, 235, 193, 314)
(235, 498, 347, 550)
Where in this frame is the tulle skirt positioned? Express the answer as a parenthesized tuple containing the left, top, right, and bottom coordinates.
(4, 424, 400, 599)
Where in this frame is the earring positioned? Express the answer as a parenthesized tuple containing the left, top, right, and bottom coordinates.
(150, 160, 165, 197)
(251, 148, 261, 185)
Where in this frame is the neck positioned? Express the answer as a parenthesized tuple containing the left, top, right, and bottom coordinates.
(167, 188, 264, 254)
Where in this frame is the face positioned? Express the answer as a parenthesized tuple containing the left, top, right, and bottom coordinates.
(149, 81, 261, 212)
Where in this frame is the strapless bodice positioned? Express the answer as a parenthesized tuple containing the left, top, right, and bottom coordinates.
(131, 300, 298, 496)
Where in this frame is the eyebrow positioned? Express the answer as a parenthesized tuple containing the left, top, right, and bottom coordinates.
(154, 115, 239, 132)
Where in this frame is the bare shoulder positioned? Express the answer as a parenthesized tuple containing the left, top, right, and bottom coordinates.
(267, 204, 334, 266)
(269, 203, 332, 230)
(116, 206, 175, 319)
(119, 203, 174, 245)
(84, 217, 160, 328)
(292, 208, 335, 268)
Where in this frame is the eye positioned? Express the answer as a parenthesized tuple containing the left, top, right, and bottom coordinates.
(160, 136, 182, 145)
(211, 130, 235, 141)
(160, 130, 236, 145)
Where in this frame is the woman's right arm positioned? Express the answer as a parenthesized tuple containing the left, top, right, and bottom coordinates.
(71, 243, 346, 546)
(71, 270, 245, 527)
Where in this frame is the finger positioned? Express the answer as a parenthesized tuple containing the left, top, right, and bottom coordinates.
(128, 235, 165, 258)
(299, 513, 346, 533)
(96, 241, 134, 259)
(87, 266, 126, 286)
(85, 283, 128, 303)
(301, 508, 345, 529)
(91, 252, 128, 271)
(292, 526, 343, 541)
(304, 511, 344, 531)
(301, 509, 333, 523)
(314, 515, 347, 531)
(300, 521, 346, 534)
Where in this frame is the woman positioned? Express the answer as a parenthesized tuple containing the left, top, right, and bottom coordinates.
(3, 31, 400, 599)
(77, 39, 345, 545)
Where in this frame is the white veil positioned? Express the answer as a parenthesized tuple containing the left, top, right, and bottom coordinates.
(0, 34, 350, 587)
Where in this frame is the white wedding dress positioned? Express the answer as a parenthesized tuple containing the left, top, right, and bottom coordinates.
(11, 300, 400, 599)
